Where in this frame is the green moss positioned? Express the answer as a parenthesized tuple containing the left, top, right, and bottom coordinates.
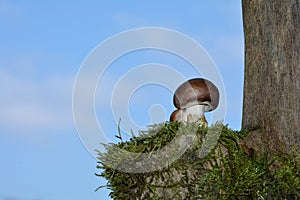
(96, 122, 300, 200)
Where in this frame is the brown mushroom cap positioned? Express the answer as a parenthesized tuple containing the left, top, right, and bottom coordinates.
(169, 109, 181, 122)
(173, 78, 219, 111)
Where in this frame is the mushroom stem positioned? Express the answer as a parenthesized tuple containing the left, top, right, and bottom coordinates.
(184, 104, 208, 126)
(170, 104, 209, 127)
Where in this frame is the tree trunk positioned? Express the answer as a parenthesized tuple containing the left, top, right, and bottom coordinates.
(242, 0, 300, 153)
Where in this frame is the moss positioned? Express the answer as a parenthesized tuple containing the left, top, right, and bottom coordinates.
(96, 122, 300, 200)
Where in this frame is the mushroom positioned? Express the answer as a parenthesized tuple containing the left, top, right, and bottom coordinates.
(170, 78, 219, 127)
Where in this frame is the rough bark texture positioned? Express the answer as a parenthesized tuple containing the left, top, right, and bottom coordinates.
(242, 0, 300, 153)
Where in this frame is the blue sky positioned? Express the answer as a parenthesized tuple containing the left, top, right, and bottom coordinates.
(0, 1, 244, 199)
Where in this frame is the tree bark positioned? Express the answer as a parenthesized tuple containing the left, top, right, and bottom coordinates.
(242, 0, 300, 153)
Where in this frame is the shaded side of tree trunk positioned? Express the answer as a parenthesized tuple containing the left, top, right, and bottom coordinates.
(242, 0, 300, 152)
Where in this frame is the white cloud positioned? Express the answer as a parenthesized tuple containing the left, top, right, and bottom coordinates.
(0, 65, 176, 134)
(0, 69, 73, 133)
